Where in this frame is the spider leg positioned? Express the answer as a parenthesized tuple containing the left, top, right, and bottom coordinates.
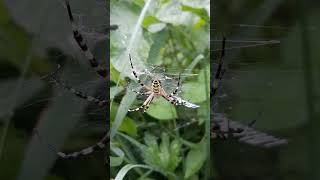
(50, 65, 108, 106)
(212, 36, 226, 97)
(161, 88, 199, 108)
(34, 129, 109, 159)
(211, 124, 244, 139)
(170, 73, 181, 96)
(128, 93, 154, 112)
(128, 54, 151, 91)
(161, 88, 177, 104)
(64, 0, 110, 79)
(142, 95, 154, 112)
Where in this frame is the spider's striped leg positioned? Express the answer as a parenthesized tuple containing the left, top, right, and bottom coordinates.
(57, 133, 109, 159)
(34, 130, 109, 159)
(142, 95, 154, 112)
(165, 74, 200, 108)
(211, 124, 244, 139)
(128, 54, 151, 91)
(212, 37, 227, 138)
(160, 88, 177, 104)
(64, 0, 107, 79)
(128, 93, 154, 112)
(50, 65, 108, 106)
(161, 88, 200, 108)
(212, 36, 226, 97)
(169, 73, 181, 96)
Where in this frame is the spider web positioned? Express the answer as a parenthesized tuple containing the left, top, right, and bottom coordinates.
(211, 23, 313, 135)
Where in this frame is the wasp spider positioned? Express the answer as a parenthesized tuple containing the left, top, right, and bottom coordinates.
(34, 0, 116, 159)
(128, 54, 200, 113)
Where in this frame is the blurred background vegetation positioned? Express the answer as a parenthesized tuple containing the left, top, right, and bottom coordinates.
(0, 0, 108, 179)
(110, 0, 209, 179)
(212, 0, 320, 180)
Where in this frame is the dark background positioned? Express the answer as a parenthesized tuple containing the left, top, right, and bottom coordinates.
(212, 0, 320, 180)
(0, 0, 107, 179)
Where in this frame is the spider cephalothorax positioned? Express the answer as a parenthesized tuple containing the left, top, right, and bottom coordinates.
(128, 54, 199, 113)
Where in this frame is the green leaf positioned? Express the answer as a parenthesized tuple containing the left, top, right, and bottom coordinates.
(118, 117, 138, 136)
(168, 139, 182, 172)
(110, 98, 138, 137)
(144, 133, 158, 149)
(159, 133, 170, 169)
(142, 16, 161, 28)
(133, 0, 145, 8)
(197, 65, 210, 84)
(143, 132, 182, 174)
(147, 29, 168, 65)
(184, 140, 207, 179)
(110, 86, 124, 100)
(155, 1, 199, 25)
(110, 63, 120, 83)
(114, 164, 155, 180)
(181, 82, 206, 103)
(181, 5, 209, 22)
(146, 98, 177, 120)
(197, 65, 210, 97)
(147, 23, 167, 33)
(110, 103, 137, 136)
(110, 144, 125, 167)
(117, 132, 146, 151)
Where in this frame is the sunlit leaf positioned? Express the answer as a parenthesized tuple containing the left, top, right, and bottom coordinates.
(142, 16, 161, 28)
(143, 133, 182, 174)
(184, 140, 207, 179)
(111, 101, 137, 136)
(146, 98, 177, 120)
(181, 82, 206, 103)
(181, 5, 209, 22)
(110, 144, 125, 167)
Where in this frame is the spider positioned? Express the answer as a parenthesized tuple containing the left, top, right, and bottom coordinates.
(211, 37, 287, 147)
(127, 54, 200, 112)
(34, 0, 116, 159)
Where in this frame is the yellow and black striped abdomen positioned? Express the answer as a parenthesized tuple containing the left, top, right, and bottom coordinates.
(152, 80, 161, 94)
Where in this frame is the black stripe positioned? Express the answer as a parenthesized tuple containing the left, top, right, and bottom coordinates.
(79, 43, 88, 51)
(89, 58, 99, 67)
(74, 31, 83, 42)
(65, 0, 74, 21)
(97, 69, 107, 78)
(72, 31, 88, 50)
